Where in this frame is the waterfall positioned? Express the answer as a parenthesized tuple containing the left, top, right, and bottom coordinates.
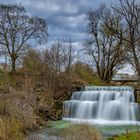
(63, 86, 140, 125)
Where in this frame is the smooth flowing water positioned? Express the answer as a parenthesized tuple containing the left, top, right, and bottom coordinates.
(36, 86, 140, 139)
(63, 86, 140, 125)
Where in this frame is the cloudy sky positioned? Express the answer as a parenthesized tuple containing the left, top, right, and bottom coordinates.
(0, 0, 112, 43)
(0, 0, 135, 74)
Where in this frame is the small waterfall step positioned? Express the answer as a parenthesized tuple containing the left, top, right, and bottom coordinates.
(63, 86, 140, 125)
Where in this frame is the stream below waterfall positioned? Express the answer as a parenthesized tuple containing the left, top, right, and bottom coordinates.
(37, 86, 140, 140)
(38, 120, 140, 140)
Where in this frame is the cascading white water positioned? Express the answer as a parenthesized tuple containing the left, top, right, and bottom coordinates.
(63, 86, 140, 125)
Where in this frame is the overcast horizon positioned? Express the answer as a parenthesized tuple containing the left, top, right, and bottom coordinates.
(0, 0, 135, 75)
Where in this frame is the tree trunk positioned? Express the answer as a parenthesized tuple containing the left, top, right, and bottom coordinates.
(11, 57, 16, 73)
(136, 63, 140, 78)
(132, 45, 140, 79)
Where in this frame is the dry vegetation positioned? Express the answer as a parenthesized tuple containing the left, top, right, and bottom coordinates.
(59, 124, 102, 140)
(26, 124, 102, 140)
(109, 131, 140, 140)
(1, 0, 140, 139)
(0, 54, 98, 140)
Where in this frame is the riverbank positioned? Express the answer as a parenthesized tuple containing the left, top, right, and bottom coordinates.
(0, 60, 108, 140)
(34, 120, 101, 140)
(0, 70, 139, 140)
(0, 68, 94, 140)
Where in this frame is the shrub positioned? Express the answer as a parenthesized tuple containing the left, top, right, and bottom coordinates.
(110, 132, 140, 140)
(0, 116, 24, 140)
(59, 123, 102, 140)
(0, 90, 40, 140)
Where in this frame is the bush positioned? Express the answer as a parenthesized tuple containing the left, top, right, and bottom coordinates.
(0, 90, 41, 140)
(110, 132, 140, 140)
(59, 123, 102, 140)
(0, 116, 24, 140)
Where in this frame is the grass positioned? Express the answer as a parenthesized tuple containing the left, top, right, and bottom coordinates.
(0, 90, 42, 140)
(108, 127, 140, 140)
(0, 116, 24, 140)
(109, 132, 140, 140)
(58, 123, 102, 140)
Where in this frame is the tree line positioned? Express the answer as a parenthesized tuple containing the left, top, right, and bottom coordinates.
(0, 0, 140, 84)
(86, 0, 140, 82)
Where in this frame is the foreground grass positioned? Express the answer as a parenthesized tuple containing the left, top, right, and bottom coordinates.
(26, 122, 102, 140)
(58, 123, 102, 140)
(0, 89, 47, 140)
(0, 117, 24, 140)
(109, 132, 140, 140)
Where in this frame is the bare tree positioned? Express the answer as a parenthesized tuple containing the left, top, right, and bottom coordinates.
(0, 4, 48, 72)
(43, 41, 68, 73)
(65, 40, 75, 73)
(85, 5, 126, 82)
(105, 0, 140, 77)
(43, 41, 75, 73)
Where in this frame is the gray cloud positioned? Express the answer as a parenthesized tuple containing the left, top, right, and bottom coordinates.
(0, 0, 112, 42)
